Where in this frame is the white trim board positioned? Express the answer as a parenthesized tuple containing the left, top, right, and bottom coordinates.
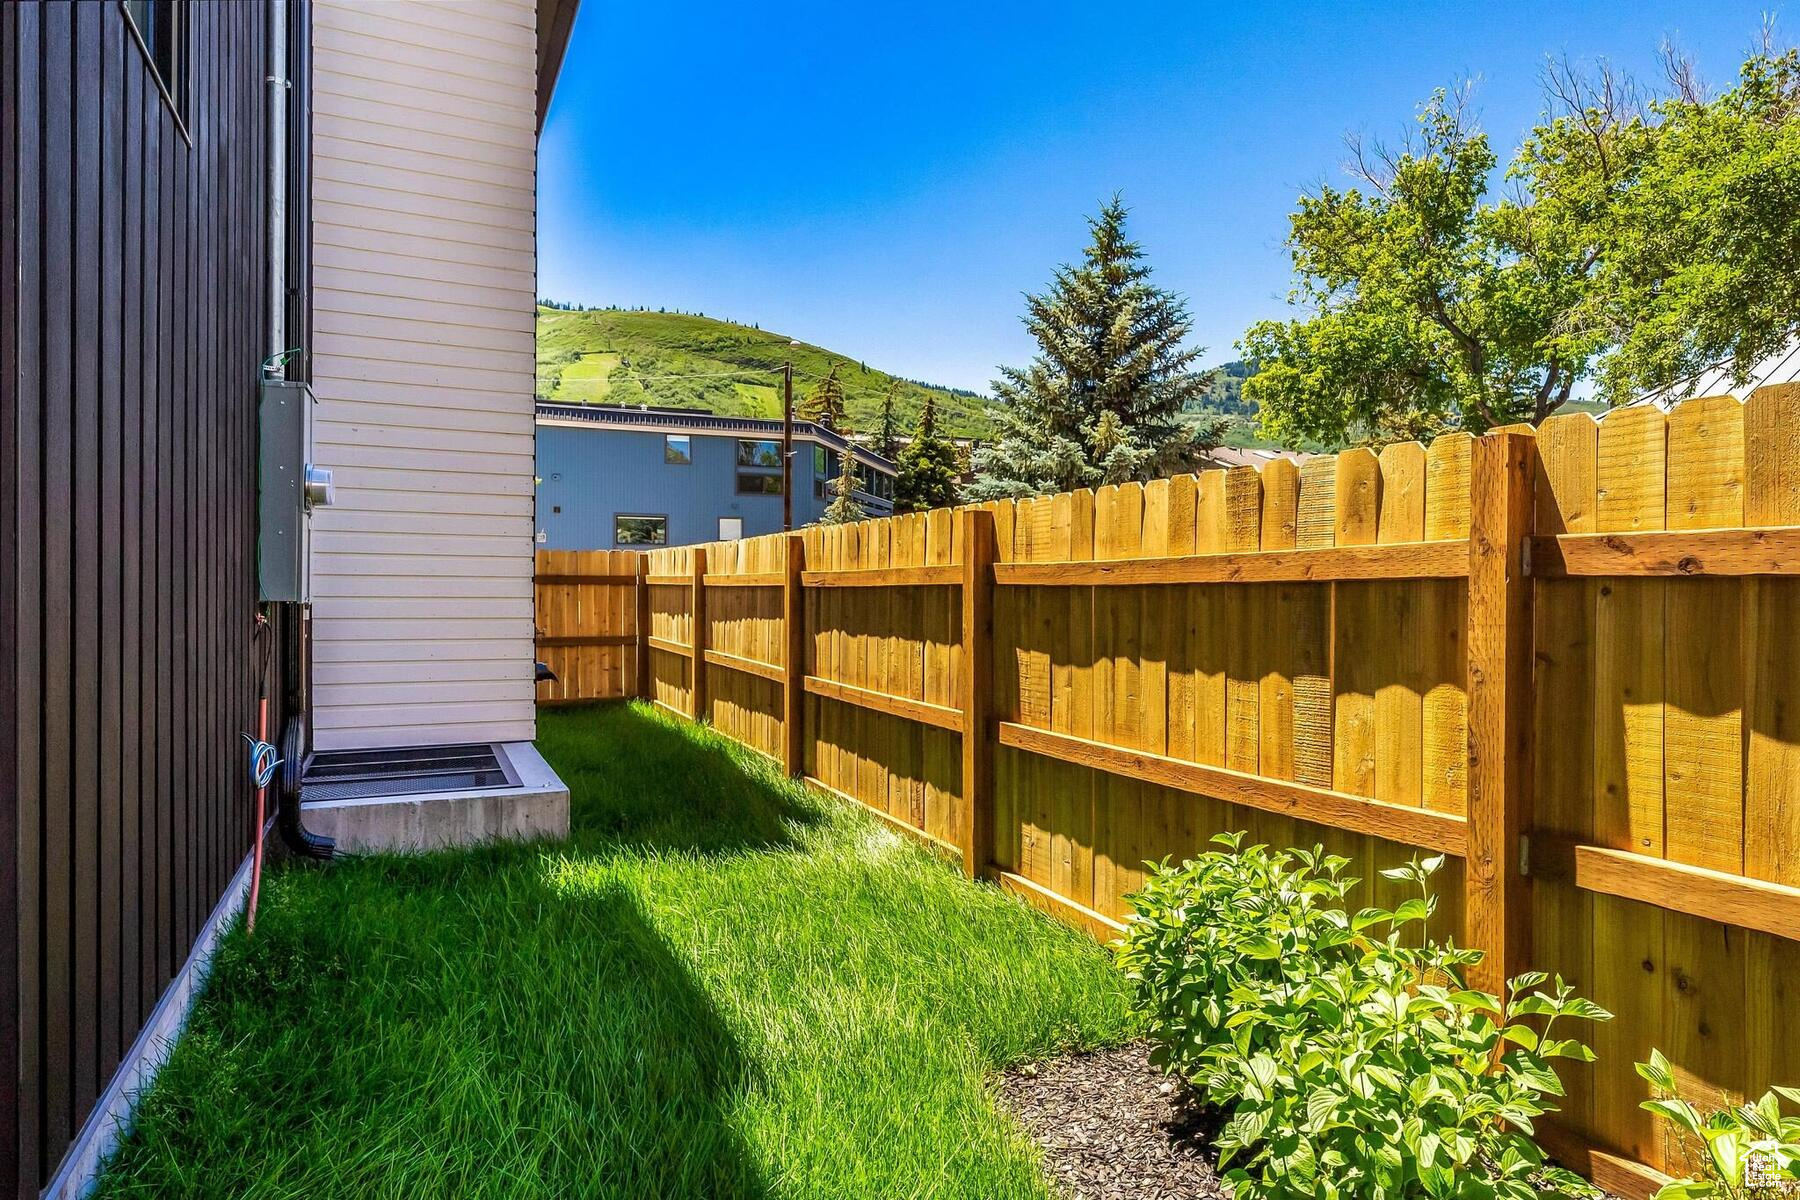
(42, 850, 257, 1200)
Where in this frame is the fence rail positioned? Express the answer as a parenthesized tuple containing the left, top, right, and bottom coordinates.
(537, 383, 1800, 1198)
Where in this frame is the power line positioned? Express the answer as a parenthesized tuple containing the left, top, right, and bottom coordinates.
(610, 366, 785, 383)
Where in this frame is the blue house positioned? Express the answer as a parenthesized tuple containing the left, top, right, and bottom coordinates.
(535, 403, 898, 548)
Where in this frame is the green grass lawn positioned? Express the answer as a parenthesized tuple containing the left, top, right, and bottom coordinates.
(96, 703, 1135, 1199)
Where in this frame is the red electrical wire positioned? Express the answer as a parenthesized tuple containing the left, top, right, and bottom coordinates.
(248, 613, 273, 936)
(249, 695, 267, 936)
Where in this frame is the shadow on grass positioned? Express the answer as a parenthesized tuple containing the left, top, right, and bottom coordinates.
(99, 871, 771, 1199)
(327, 703, 823, 897)
(539, 701, 823, 858)
(98, 699, 1138, 1199)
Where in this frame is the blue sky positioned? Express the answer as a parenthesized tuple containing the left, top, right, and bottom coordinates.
(539, 2, 1777, 394)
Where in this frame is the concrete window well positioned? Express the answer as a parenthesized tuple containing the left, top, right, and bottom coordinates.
(300, 742, 570, 854)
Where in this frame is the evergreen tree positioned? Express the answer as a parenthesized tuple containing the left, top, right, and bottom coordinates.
(875, 381, 901, 459)
(968, 195, 1222, 500)
(894, 393, 961, 512)
(820, 440, 867, 525)
(801, 363, 848, 430)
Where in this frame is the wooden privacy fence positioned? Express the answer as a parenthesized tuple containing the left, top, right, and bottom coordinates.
(539, 384, 1800, 1198)
(533, 549, 644, 703)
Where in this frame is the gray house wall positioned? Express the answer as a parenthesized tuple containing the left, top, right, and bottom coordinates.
(536, 422, 894, 549)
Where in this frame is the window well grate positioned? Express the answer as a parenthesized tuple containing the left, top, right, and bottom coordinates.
(302, 743, 520, 803)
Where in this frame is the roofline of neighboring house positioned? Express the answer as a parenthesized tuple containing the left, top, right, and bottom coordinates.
(537, 0, 580, 132)
(535, 401, 900, 474)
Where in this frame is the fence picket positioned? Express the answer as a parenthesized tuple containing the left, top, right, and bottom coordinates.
(1745, 384, 1800, 1099)
(1591, 405, 1669, 1171)
(1661, 396, 1749, 1166)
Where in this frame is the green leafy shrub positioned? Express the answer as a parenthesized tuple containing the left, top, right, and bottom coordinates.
(1638, 1050, 1800, 1200)
(1117, 834, 1609, 1200)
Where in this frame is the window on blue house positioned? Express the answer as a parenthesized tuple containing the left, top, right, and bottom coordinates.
(736, 473, 783, 496)
(859, 466, 894, 502)
(614, 514, 667, 545)
(664, 435, 691, 465)
(737, 439, 782, 468)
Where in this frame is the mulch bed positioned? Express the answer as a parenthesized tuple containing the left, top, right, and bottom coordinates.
(995, 1042, 1227, 1200)
(997, 1042, 1623, 1200)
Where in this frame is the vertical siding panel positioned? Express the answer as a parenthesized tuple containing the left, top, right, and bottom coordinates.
(174, 49, 193, 954)
(119, 31, 144, 1048)
(97, 1, 125, 1086)
(155, 33, 176, 992)
(145, 60, 169, 1011)
(199, 4, 218, 913)
(0, 0, 17, 1185)
(40, 0, 76, 1160)
(71, 0, 104, 1121)
(4, 4, 43, 1190)
(226, 2, 243, 895)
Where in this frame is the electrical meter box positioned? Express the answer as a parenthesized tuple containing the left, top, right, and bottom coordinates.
(258, 379, 334, 602)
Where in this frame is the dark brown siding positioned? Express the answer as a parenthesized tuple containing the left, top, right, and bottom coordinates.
(2, 3, 300, 1192)
(1, 0, 23, 1193)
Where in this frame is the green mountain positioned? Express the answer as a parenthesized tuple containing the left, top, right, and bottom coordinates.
(1183, 359, 1276, 449)
(536, 308, 996, 440)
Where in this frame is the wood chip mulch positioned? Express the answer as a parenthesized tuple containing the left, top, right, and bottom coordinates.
(995, 1042, 1228, 1200)
(996, 1042, 1622, 1200)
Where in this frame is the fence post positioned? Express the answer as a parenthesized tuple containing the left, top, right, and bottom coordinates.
(1465, 431, 1537, 996)
(691, 547, 708, 722)
(634, 553, 651, 701)
(783, 533, 807, 778)
(960, 507, 996, 879)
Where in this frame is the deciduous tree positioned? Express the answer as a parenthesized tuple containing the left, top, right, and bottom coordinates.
(1244, 41, 1800, 444)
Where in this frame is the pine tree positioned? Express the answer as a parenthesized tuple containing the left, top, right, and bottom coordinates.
(820, 440, 867, 525)
(967, 195, 1223, 500)
(801, 363, 848, 430)
(894, 393, 961, 512)
(875, 381, 901, 459)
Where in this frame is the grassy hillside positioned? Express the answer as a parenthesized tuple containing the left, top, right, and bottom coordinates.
(537, 309, 996, 440)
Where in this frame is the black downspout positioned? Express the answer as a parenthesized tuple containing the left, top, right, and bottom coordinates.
(276, 710, 332, 860)
(268, 0, 330, 860)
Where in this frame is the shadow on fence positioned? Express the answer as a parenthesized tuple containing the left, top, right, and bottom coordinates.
(535, 383, 1800, 1198)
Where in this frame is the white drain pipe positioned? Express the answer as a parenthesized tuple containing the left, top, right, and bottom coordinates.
(266, 0, 287, 375)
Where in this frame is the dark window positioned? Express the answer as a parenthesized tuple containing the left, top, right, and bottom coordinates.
(123, 1, 189, 129)
(813, 445, 828, 475)
(859, 467, 894, 501)
(664, 435, 691, 465)
(615, 514, 667, 545)
(737, 439, 782, 468)
(736, 472, 784, 496)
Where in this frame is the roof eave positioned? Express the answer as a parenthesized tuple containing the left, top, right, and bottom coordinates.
(537, 0, 579, 133)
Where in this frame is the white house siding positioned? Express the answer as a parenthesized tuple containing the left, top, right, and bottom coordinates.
(309, 0, 539, 750)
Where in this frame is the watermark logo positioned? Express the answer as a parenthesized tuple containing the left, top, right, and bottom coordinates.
(1745, 1151, 1800, 1197)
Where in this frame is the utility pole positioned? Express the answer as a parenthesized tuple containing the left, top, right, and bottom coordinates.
(782, 360, 795, 531)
